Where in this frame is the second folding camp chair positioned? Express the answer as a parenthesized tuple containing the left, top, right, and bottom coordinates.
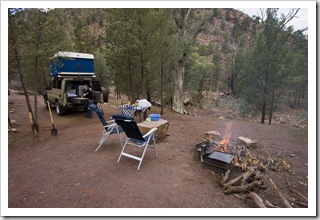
(114, 117, 158, 171)
(88, 104, 124, 152)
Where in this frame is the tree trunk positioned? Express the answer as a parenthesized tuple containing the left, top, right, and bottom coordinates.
(34, 91, 39, 132)
(160, 54, 164, 116)
(261, 98, 266, 124)
(269, 90, 275, 125)
(128, 58, 133, 101)
(8, 10, 38, 137)
(173, 59, 185, 114)
(140, 48, 146, 98)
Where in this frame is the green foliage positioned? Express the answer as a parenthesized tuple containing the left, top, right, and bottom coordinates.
(8, 7, 308, 115)
(186, 52, 214, 96)
(236, 9, 305, 123)
(9, 8, 73, 92)
(105, 8, 175, 101)
(94, 51, 111, 87)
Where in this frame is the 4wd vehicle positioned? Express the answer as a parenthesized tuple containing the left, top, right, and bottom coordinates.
(43, 52, 104, 116)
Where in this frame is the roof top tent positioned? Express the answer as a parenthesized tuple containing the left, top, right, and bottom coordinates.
(50, 51, 95, 77)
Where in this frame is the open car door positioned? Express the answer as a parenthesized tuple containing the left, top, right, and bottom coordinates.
(92, 80, 104, 104)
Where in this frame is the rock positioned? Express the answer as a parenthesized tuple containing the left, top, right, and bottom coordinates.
(10, 109, 15, 113)
(205, 131, 221, 140)
(8, 128, 18, 132)
(238, 136, 257, 148)
(10, 120, 21, 125)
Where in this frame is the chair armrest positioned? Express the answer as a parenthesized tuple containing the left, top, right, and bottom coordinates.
(142, 127, 158, 138)
(106, 119, 115, 124)
(105, 123, 118, 129)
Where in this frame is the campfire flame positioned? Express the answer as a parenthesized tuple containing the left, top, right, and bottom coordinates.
(214, 140, 232, 153)
(214, 122, 233, 153)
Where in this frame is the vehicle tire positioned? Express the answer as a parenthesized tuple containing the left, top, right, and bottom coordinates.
(55, 101, 65, 116)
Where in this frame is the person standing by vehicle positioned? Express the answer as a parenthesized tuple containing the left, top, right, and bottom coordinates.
(82, 84, 93, 118)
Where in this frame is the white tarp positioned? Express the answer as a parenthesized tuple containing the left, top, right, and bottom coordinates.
(137, 99, 151, 108)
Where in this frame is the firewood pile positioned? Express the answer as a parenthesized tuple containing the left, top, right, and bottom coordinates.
(201, 131, 308, 208)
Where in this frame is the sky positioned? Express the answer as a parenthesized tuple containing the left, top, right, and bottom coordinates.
(237, 8, 309, 34)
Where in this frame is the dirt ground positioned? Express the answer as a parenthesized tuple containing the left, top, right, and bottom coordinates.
(7, 92, 310, 215)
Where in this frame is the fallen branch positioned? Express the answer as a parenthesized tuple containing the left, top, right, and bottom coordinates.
(234, 194, 247, 200)
(223, 180, 260, 194)
(221, 169, 230, 185)
(249, 192, 267, 208)
(265, 200, 279, 208)
(295, 201, 308, 207)
(120, 184, 127, 192)
(289, 188, 308, 203)
(224, 168, 255, 187)
(223, 175, 243, 187)
(268, 176, 292, 208)
(211, 171, 223, 187)
(241, 167, 255, 184)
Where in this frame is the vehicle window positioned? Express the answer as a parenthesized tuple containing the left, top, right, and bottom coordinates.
(57, 79, 62, 89)
(52, 78, 57, 89)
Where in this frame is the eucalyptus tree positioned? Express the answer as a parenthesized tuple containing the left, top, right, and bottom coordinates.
(171, 9, 213, 114)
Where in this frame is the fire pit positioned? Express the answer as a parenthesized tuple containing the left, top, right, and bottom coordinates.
(195, 141, 235, 170)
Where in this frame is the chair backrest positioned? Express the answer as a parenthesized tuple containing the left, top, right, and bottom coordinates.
(114, 118, 145, 142)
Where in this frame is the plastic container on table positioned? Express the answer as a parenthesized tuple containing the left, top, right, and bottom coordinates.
(149, 114, 160, 121)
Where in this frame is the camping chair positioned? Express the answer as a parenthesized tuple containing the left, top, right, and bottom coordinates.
(96, 119, 124, 152)
(88, 104, 124, 152)
(114, 117, 158, 171)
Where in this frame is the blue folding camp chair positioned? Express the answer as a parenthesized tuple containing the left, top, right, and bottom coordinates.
(114, 116, 158, 171)
(88, 104, 124, 152)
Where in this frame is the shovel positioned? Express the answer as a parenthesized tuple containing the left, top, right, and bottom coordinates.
(47, 100, 58, 136)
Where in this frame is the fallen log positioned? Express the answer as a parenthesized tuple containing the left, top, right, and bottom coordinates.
(223, 180, 261, 194)
(224, 168, 255, 187)
(223, 175, 243, 187)
(249, 192, 267, 208)
(241, 167, 256, 184)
